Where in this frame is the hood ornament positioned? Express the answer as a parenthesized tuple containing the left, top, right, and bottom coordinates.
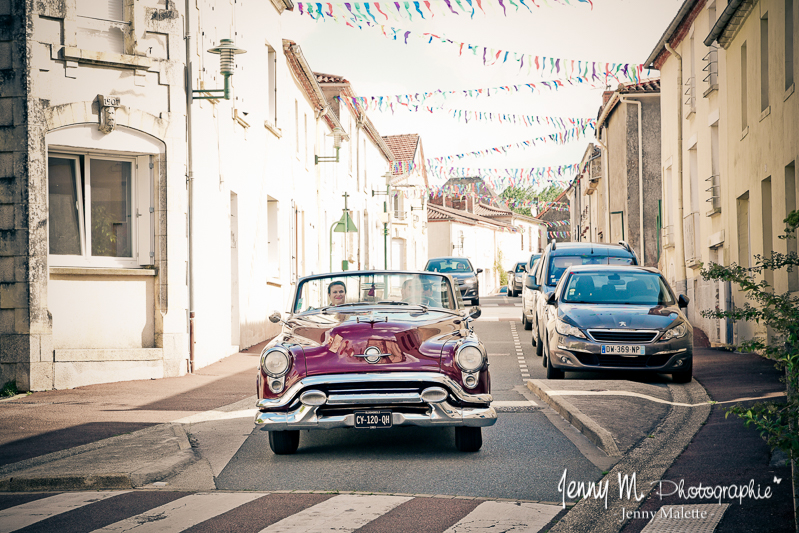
(356, 310, 388, 325)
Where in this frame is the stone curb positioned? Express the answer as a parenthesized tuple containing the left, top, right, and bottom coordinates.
(0, 424, 196, 492)
(526, 379, 622, 457)
(549, 379, 711, 533)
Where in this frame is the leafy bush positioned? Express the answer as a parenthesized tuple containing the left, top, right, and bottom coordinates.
(495, 251, 508, 286)
(1, 380, 18, 398)
(700, 210, 799, 462)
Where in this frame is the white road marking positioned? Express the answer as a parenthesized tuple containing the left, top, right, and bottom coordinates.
(442, 501, 561, 533)
(492, 400, 538, 407)
(489, 353, 510, 357)
(93, 492, 267, 533)
(174, 408, 259, 424)
(0, 492, 130, 533)
(259, 494, 412, 533)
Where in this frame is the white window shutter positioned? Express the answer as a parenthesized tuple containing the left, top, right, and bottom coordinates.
(137, 155, 154, 266)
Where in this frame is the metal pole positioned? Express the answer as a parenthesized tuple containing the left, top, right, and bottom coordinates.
(185, 0, 196, 373)
(329, 220, 337, 273)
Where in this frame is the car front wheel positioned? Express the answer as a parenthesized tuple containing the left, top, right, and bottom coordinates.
(522, 312, 532, 330)
(455, 426, 483, 452)
(545, 338, 564, 379)
(534, 323, 543, 356)
(671, 362, 693, 383)
(268, 430, 300, 455)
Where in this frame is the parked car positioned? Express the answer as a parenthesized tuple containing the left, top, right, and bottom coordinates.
(255, 271, 496, 455)
(524, 241, 638, 356)
(507, 261, 527, 296)
(520, 253, 541, 329)
(425, 257, 482, 305)
(540, 265, 693, 382)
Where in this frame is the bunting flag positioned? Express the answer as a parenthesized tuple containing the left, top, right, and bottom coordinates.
(336, 75, 603, 113)
(347, 97, 596, 130)
(429, 123, 594, 163)
(541, 219, 570, 227)
(548, 230, 572, 238)
(426, 163, 580, 187)
(297, 0, 593, 23)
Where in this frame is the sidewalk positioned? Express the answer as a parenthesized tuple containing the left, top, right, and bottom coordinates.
(0, 347, 264, 488)
(526, 348, 794, 533)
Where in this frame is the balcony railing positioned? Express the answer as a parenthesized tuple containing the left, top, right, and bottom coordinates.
(684, 76, 696, 112)
(393, 210, 407, 221)
(705, 174, 721, 213)
(703, 45, 719, 88)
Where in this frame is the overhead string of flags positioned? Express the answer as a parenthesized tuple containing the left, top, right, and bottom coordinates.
(426, 162, 579, 187)
(296, 0, 593, 23)
(429, 122, 594, 163)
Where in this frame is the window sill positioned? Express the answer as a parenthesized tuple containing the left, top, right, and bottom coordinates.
(686, 108, 696, 119)
(760, 106, 771, 121)
(63, 47, 153, 71)
(785, 83, 795, 102)
(663, 242, 675, 249)
(741, 126, 749, 140)
(685, 258, 702, 269)
(266, 280, 282, 288)
(264, 121, 282, 138)
(50, 266, 157, 277)
(706, 206, 721, 217)
(703, 84, 718, 98)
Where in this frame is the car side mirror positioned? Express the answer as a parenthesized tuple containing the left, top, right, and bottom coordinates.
(469, 306, 481, 319)
(546, 292, 557, 306)
(476, 268, 484, 274)
(678, 294, 690, 309)
(525, 276, 540, 290)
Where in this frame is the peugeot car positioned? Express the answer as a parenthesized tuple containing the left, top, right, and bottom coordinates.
(540, 265, 693, 383)
(425, 257, 482, 305)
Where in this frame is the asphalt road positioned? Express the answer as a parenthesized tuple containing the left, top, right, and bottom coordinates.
(214, 294, 604, 501)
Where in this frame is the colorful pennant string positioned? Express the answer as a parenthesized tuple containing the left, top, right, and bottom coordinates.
(429, 123, 594, 163)
(426, 163, 580, 186)
(297, 0, 593, 23)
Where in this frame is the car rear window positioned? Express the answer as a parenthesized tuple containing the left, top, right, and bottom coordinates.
(562, 272, 675, 306)
(426, 259, 472, 273)
(547, 254, 633, 285)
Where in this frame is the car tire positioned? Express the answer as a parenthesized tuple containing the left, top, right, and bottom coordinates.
(268, 430, 300, 455)
(472, 297, 480, 306)
(522, 313, 532, 330)
(671, 362, 693, 384)
(544, 338, 564, 379)
(534, 325, 543, 356)
(455, 426, 483, 452)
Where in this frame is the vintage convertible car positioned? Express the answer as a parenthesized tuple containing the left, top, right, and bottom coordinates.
(254, 271, 496, 455)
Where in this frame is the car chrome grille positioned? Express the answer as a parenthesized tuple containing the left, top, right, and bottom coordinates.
(587, 330, 659, 343)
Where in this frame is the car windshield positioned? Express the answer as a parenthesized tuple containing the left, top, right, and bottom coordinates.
(426, 259, 472, 273)
(562, 272, 675, 306)
(547, 254, 634, 286)
(514, 263, 526, 273)
(293, 272, 457, 313)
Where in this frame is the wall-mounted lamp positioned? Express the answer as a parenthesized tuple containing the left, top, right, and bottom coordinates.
(316, 127, 345, 164)
(192, 39, 246, 101)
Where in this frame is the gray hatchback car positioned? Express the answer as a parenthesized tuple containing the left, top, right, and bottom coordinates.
(541, 265, 693, 383)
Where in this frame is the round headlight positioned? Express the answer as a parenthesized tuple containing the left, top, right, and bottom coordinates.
(261, 347, 290, 377)
(455, 344, 485, 372)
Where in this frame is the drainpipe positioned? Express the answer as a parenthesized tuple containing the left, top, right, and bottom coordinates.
(665, 42, 688, 284)
(594, 128, 611, 243)
(619, 96, 644, 264)
(185, 0, 196, 373)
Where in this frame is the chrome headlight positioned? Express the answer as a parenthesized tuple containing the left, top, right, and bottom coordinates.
(260, 346, 291, 377)
(555, 318, 586, 340)
(660, 322, 688, 341)
(455, 342, 486, 372)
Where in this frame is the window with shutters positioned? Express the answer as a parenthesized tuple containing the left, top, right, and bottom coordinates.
(47, 152, 153, 268)
(76, 0, 128, 55)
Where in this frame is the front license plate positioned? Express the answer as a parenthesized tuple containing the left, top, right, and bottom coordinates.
(601, 345, 645, 355)
(354, 410, 393, 429)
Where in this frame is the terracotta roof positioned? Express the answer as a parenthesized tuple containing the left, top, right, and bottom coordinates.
(474, 202, 512, 217)
(618, 78, 661, 93)
(315, 72, 349, 84)
(427, 203, 517, 231)
(437, 177, 506, 208)
(383, 134, 419, 163)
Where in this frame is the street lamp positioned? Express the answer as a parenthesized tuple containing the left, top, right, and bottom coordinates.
(372, 172, 393, 269)
(329, 193, 358, 272)
(191, 39, 246, 101)
(316, 127, 345, 164)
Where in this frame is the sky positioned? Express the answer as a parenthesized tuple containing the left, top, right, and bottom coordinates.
(281, 0, 683, 191)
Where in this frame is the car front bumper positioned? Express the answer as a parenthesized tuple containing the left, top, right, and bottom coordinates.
(254, 372, 497, 431)
(549, 336, 693, 373)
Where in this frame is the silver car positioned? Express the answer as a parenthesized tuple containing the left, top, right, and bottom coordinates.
(541, 265, 693, 383)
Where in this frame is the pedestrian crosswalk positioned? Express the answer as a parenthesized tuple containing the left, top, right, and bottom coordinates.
(0, 491, 563, 533)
